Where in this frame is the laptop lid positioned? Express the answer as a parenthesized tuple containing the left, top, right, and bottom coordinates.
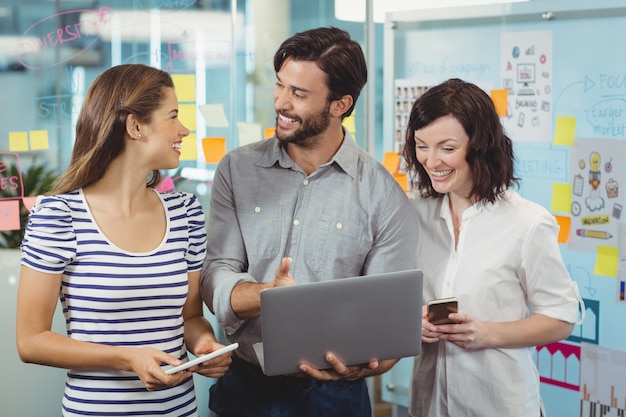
(254, 269, 423, 376)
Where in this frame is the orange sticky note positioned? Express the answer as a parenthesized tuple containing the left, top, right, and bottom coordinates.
(553, 215, 571, 244)
(393, 172, 408, 192)
(382, 152, 400, 174)
(490, 88, 508, 117)
(0, 200, 21, 231)
(202, 137, 227, 163)
(264, 127, 276, 139)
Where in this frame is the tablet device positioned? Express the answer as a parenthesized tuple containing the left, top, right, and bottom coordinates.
(255, 269, 423, 376)
(164, 343, 238, 375)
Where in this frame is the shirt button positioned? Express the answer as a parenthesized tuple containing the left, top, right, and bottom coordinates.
(336, 223, 343, 229)
(293, 219, 300, 226)
(303, 179, 309, 185)
(254, 207, 261, 213)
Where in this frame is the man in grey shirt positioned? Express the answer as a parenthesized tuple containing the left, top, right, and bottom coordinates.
(201, 26, 418, 417)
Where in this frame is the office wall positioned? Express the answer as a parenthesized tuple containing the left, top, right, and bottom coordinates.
(382, 2, 626, 416)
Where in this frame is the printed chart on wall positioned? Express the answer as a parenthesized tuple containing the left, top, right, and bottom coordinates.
(581, 343, 626, 417)
(500, 31, 553, 142)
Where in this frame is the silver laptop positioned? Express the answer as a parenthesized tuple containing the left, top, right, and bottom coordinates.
(253, 269, 423, 376)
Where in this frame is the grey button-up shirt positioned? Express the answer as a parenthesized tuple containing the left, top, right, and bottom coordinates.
(201, 131, 419, 364)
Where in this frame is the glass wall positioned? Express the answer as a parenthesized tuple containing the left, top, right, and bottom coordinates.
(0, 0, 383, 232)
(0, 1, 383, 416)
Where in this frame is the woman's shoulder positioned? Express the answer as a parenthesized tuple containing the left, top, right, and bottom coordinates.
(156, 190, 204, 216)
(32, 190, 84, 214)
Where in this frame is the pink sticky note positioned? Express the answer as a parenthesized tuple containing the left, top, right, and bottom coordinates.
(0, 200, 21, 231)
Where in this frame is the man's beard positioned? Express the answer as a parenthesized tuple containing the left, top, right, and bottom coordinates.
(275, 101, 332, 147)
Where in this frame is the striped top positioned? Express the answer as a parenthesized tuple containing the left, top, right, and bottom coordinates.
(21, 189, 207, 417)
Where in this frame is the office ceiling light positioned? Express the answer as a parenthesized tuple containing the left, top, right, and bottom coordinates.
(335, 0, 530, 23)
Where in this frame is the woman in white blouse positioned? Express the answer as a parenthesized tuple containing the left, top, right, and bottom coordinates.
(403, 78, 583, 417)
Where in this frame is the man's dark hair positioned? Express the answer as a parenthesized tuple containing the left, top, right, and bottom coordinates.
(274, 27, 367, 118)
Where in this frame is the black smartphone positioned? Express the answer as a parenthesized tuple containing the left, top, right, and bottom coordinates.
(427, 297, 458, 325)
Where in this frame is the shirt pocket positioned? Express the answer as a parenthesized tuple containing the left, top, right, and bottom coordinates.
(304, 213, 368, 277)
(237, 205, 282, 261)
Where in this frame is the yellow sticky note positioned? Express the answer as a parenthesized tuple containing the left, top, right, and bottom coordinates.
(342, 113, 356, 134)
(0, 200, 21, 231)
(9, 131, 29, 152)
(178, 104, 197, 132)
(180, 133, 198, 161)
(551, 183, 572, 213)
(553, 215, 571, 244)
(490, 88, 508, 117)
(29, 130, 49, 150)
(202, 137, 227, 163)
(553, 116, 576, 145)
(593, 245, 618, 277)
(172, 74, 196, 102)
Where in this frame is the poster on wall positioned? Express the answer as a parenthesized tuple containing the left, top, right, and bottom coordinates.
(580, 343, 626, 416)
(500, 30, 553, 142)
(568, 138, 626, 253)
(393, 79, 434, 154)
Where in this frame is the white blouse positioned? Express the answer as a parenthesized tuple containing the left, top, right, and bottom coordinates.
(409, 190, 581, 417)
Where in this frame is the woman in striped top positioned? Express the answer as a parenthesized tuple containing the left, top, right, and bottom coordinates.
(16, 64, 231, 416)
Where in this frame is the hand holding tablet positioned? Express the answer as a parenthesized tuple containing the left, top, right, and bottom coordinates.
(164, 343, 238, 375)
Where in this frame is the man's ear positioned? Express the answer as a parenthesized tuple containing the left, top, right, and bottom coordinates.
(126, 114, 142, 139)
(331, 94, 354, 118)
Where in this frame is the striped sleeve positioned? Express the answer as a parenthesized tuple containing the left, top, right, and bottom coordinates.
(181, 192, 207, 271)
(21, 195, 77, 274)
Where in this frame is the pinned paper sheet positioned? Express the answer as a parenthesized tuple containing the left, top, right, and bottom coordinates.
(9, 132, 28, 152)
(490, 88, 508, 117)
(29, 130, 49, 150)
(180, 133, 198, 161)
(0, 200, 21, 231)
(551, 183, 572, 213)
(553, 116, 576, 145)
(199, 104, 229, 128)
(554, 215, 571, 244)
(237, 122, 262, 146)
(593, 245, 618, 277)
(264, 127, 276, 139)
(202, 137, 227, 163)
(382, 152, 400, 174)
(172, 74, 196, 102)
(22, 196, 38, 212)
(178, 104, 197, 131)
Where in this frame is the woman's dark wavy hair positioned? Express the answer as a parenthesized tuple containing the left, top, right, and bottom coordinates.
(273, 26, 367, 119)
(51, 64, 173, 194)
(402, 78, 519, 204)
